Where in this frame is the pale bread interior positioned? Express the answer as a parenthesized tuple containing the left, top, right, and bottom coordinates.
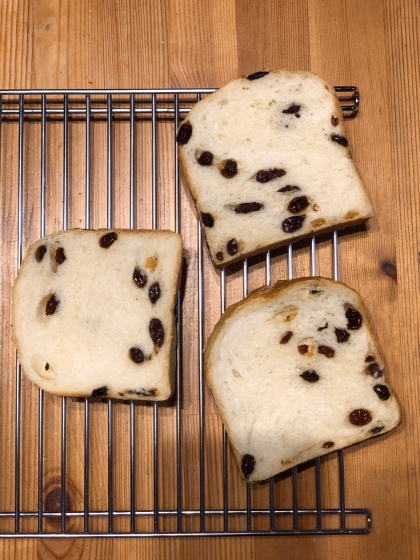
(12, 229, 183, 401)
(204, 278, 400, 482)
(179, 70, 373, 266)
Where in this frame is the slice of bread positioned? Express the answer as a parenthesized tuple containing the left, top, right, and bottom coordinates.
(12, 229, 183, 401)
(204, 277, 400, 482)
(177, 69, 373, 267)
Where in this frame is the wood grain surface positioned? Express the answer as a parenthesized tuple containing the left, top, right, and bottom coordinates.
(0, 0, 419, 558)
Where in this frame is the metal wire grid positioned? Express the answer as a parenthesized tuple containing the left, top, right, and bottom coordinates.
(0, 86, 371, 537)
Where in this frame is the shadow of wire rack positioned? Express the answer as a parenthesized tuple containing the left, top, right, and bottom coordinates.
(0, 86, 371, 537)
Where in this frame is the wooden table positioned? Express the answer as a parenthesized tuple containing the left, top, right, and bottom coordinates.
(0, 0, 418, 558)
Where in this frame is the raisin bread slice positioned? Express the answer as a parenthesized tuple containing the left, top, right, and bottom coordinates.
(204, 277, 400, 482)
(12, 229, 183, 401)
(177, 69, 373, 267)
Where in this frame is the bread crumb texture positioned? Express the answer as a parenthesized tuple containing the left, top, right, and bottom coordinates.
(178, 69, 373, 266)
(204, 277, 400, 481)
(12, 229, 183, 401)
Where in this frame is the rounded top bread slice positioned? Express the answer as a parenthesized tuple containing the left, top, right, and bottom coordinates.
(12, 228, 183, 401)
(178, 69, 373, 267)
(204, 277, 400, 482)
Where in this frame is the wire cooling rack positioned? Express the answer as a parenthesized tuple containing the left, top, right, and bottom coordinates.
(0, 86, 371, 537)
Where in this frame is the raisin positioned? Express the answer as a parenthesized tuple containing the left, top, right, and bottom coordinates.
(318, 323, 328, 331)
(298, 344, 309, 355)
(92, 386, 108, 397)
(371, 426, 384, 435)
(247, 71, 269, 81)
(129, 347, 145, 364)
(300, 370, 319, 382)
(346, 307, 362, 330)
(287, 196, 309, 214)
(367, 363, 383, 378)
(149, 282, 161, 304)
(176, 123, 192, 144)
(278, 185, 300, 193)
(310, 290, 322, 294)
(216, 251, 224, 261)
(283, 104, 301, 114)
(256, 170, 272, 183)
(322, 441, 334, 449)
(55, 247, 66, 264)
(365, 355, 375, 363)
(331, 134, 348, 147)
(150, 318, 164, 348)
(373, 384, 391, 401)
(221, 159, 238, 178)
(234, 202, 263, 214)
(197, 151, 213, 166)
(349, 409, 372, 426)
(45, 294, 59, 316)
(331, 116, 339, 127)
(128, 388, 157, 397)
(201, 212, 215, 227)
(256, 168, 285, 183)
(271, 169, 286, 179)
(280, 331, 293, 344)
(318, 345, 335, 358)
(36, 245, 47, 262)
(99, 232, 118, 248)
(335, 328, 350, 343)
(282, 215, 305, 233)
(227, 238, 238, 256)
(295, 113, 300, 118)
(133, 267, 147, 288)
(45, 363, 49, 371)
(241, 454, 256, 479)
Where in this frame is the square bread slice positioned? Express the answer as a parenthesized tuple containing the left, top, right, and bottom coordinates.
(12, 229, 183, 401)
(177, 69, 373, 267)
(204, 277, 400, 482)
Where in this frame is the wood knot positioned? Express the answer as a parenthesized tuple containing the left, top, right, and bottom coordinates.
(382, 261, 397, 281)
(45, 487, 72, 518)
(43, 473, 82, 531)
